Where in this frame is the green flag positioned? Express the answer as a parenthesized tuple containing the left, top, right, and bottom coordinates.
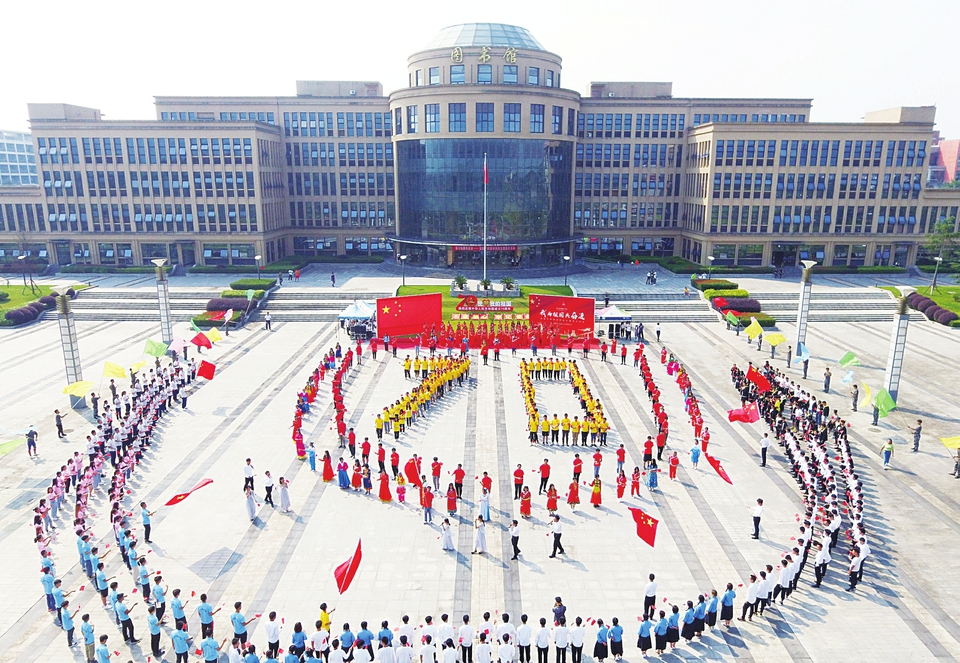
(838, 351, 861, 368)
(725, 312, 740, 326)
(875, 388, 897, 418)
(190, 320, 202, 333)
(144, 338, 168, 357)
(246, 289, 255, 301)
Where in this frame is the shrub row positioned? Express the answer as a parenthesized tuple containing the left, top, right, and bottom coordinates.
(206, 297, 249, 312)
(692, 279, 739, 292)
(229, 278, 276, 290)
(221, 289, 265, 300)
(0, 288, 77, 328)
(703, 288, 750, 300)
(729, 312, 778, 327)
(906, 292, 960, 327)
(191, 310, 243, 329)
(719, 297, 762, 313)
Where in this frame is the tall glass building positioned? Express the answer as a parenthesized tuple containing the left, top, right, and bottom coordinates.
(0, 23, 957, 270)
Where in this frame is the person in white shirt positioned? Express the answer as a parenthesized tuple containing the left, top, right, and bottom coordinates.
(568, 617, 584, 663)
(498, 634, 515, 663)
(534, 618, 550, 663)
(479, 613, 494, 643)
(398, 616, 415, 650)
(475, 633, 493, 663)
(227, 639, 243, 663)
(311, 622, 330, 658)
(813, 542, 831, 588)
(395, 637, 414, 663)
(759, 434, 770, 467)
(264, 611, 282, 658)
(355, 643, 373, 663)
(377, 639, 397, 663)
(460, 615, 476, 663)
(516, 615, 532, 663)
(737, 575, 760, 621)
(420, 635, 437, 663)
(643, 574, 658, 619)
(438, 615, 455, 646)
(243, 458, 255, 491)
(774, 558, 792, 604)
(497, 614, 517, 646)
(422, 616, 438, 646)
(441, 639, 459, 663)
(553, 618, 569, 663)
(856, 537, 871, 583)
(751, 498, 763, 539)
(330, 639, 348, 663)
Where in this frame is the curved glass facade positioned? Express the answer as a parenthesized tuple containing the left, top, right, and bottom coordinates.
(396, 138, 573, 243)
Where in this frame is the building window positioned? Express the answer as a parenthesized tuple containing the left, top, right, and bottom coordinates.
(478, 65, 493, 84)
(551, 106, 563, 135)
(504, 104, 521, 133)
(451, 65, 465, 84)
(406, 106, 418, 134)
(449, 103, 467, 132)
(415, 70, 423, 87)
(476, 103, 494, 132)
(546, 70, 555, 87)
(528, 67, 540, 85)
(530, 104, 545, 133)
(394, 108, 402, 135)
(503, 65, 518, 84)
(425, 104, 440, 133)
(429, 67, 440, 85)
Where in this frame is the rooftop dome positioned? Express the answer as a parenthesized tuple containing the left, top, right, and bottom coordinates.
(425, 23, 545, 52)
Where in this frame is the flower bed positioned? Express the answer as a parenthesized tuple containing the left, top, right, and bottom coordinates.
(692, 278, 739, 292)
(703, 288, 750, 300)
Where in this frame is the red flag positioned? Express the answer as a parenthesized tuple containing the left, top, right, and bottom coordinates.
(746, 366, 771, 393)
(728, 402, 759, 423)
(206, 310, 227, 322)
(191, 332, 213, 349)
(627, 507, 659, 547)
(164, 478, 214, 506)
(404, 458, 423, 487)
(377, 293, 442, 339)
(334, 539, 362, 594)
(703, 453, 733, 484)
(197, 360, 216, 380)
(483, 157, 488, 185)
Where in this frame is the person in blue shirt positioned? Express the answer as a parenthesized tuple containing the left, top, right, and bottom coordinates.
(339, 623, 356, 651)
(636, 615, 652, 656)
(95, 562, 114, 607)
(170, 623, 191, 663)
(147, 605, 164, 658)
(40, 568, 56, 612)
(140, 501, 156, 543)
(693, 595, 706, 637)
(200, 634, 226, 662)
(378, 620, 394, 647)
(243, 643, 261, 663)
(40, 550, 55, 577)
(81, 613, 96, 662)
(52, 578, 70, 626)
(705, 590, 719, 629)
(652, 611, 668, 656)
(197, 593, 221, 638)
(607, 617, 623, 660)
(357, 621, 375, 648)
(291, 621, 308, 657)
(115, 593, 139, 643)
(680, 601, 696, 642)
(720, 583, 737, 627)
(664, 605, 680, 649)
(593, 619, 609, 662)
(151, 576, 167, 621)
(95, 634, 112, 663)
(137, 558, 151, 599)
(231, 601, 258, 645)
(80, 535, 94, 577)
(108, 582, 120, 625)
(60, 599, 79, 647)
(170, 588, 188, 630)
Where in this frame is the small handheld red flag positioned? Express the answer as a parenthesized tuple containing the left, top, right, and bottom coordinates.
(627, 507, 659, 547)
(703, 453, 733, 484)
(197, 360, 216, 380)
(165, 478, 215, 506)
(334, 539, 362, 594)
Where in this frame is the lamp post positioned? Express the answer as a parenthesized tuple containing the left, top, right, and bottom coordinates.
(400, 254, 409, 288)
(254, 254, 262, 281)
(152, 258, 173, 346)
(563, 255, 571, 287)
(931, 255, 943, 292)
(707, 255, 715, 278)
(17, 254, 27, 292)
(795, 259, 817, 350)
(883, 286, 915, 403)
(56, 292, 85, 409)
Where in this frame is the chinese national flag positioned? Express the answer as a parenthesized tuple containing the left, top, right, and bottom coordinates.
(164, 478, 214, 506)
(627, 506, 659, 547)
(191, 332, 213, 349)
(746, 366, 771, 393)
(703, 453, 733, 484)
(404, 458, 423, 487)
(197, 360, 216, 380)
(483, 157, 488, 185)
(727, 402, 759, 423)
(376, 293, 442, 338)
(334, 539, 362, 594)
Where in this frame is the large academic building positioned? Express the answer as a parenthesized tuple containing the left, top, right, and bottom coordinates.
(1, 22, 958, 270)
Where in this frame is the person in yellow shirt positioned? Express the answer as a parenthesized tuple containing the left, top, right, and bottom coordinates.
(534, 358, 542, 380)
(559, 359, 567, 380)
(529, 412, 540, 445)
(403, 356, 412, 379)
(561, 414, 571, 446)
(598, 419, 609, 446)
(588, 418, 599, 446)
(375, 414, 384, 441)
(540, 415, 550, 444)
(413, 357, 421, 377)
(550, 414, 561, 444)
(571, 416, 581, 446)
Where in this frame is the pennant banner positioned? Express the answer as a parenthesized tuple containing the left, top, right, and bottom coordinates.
(875, 388, 897, 418)
(627, 506, 659, 547)
(144, 339, 168, 357)
(725, 312, 740, 326)
(204, 328, 223, 343)
(858, 382, 872, 409)
(838, 351, 861, 368)
(765, 332, 787, 347)
(334, 539, 363, 594)
(102, 361, 127, 378)
(164, 478, 214, 506)
(744, 318, 763, 339)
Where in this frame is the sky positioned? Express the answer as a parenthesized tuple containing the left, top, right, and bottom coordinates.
(3, 0, 958, 137)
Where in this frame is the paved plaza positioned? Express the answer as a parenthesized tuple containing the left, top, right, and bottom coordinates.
(2, 266, 960, 662)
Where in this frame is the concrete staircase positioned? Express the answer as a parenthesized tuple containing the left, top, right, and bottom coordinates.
(579, 292, 717, 323)
(69, 287, 223, 322)
(749, 289, 926, 323)
(259, 288, 394, 322)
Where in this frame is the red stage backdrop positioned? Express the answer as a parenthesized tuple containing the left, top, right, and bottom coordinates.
(529, 294, 595, 335)
(377, 293, 443, 338)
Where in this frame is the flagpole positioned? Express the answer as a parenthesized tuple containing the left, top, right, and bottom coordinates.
(483, 152, 488, 284)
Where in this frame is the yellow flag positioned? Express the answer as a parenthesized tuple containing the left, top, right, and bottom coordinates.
(204, 328, 223, 343)
(102, 361, 127, 378)
(765, 332, 787, 346)
(858, 382, 872, 409)
(62, 380, 94, 397)
(941, 436, 960, 450)
(745, 318, 763, 339)
(129, 361, 147, 374)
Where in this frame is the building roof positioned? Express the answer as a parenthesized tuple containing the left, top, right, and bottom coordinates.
(425, 23, 545, 51)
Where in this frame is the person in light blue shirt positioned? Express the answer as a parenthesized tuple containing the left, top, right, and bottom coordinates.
(339, 623, 356, 650)
(593, 619, 609, 662)
(637, 615, 653, 656)
(652, 611, 668, 655)
(147, 605, 164, 658)
(52, 579, 69, 626)
(61, 599, 78, 647)
(607, 617, 623, 660)
(137, 558, 151, 598)
(170, 588, 188, 630)
(693, 595, 706, 637)
(705, 590, 719, 629)
(170, 623, 190, 662)
(95, 634, 112, 663)
(720, 583, 737, 627)
(680, 601, 696, 642)
(231, 601, 258, 645)
(40, 570, 56, 612)
(200, 634, 224, 662)
(665, 606, 680, 650)
(152, 576, 167, 621)
(378, 620, 393, 647)
(108, 582, 120, 625)
(81, 613, 96, 662)
(197, 593, 221, 638)
(140, 501, 156, 543)
(80, 536, 94, 577)
(357, 621, 375, 648)
(243, 643, 261, 663)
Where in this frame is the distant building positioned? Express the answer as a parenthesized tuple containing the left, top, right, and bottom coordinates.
(0, 130, 38, 186)
(0, 23, 958, 269)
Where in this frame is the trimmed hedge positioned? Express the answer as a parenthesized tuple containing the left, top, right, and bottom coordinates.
(221, 289, 265, 300)
(206, 297, 249, 312)
(0, 291, 9, 303)
(692, 279, 739, 291)
(730, 312, 777, 327)
(191, 310, 243, 329)
(936, 309, 959, 325)
(704, 288, 750, 300)
(720, 297, 762, 313)
(229, 278, 276, 290)
(60, 264, 170, 274)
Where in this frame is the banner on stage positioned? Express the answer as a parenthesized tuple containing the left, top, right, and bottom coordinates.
(529, 295, 595, 335)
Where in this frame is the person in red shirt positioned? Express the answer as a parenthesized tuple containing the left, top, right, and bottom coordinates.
(643, 437, 654, 469)
(431, 457, 443, 491)
(572, 454, 583, 482)
(656, 431, 667, 461)
(538, 459, 551, 494)
(337, 419, 347, 449)
(616, 445, 626, 473)
(422, 486, 434, 524)
(376, 444, 386, 474)
(567, 480, 580, 508)
(701, 427, 711, 453)
(347, 428, 357, 458)
(361, 437, 371, 464)
(668, 452, 680, 480)
(620, 344, 628, 365)
(593, 449, 603, 477)
(600, 342, 608, 362)
(453, 464, 466, 499)
(480, 472, 493, 493)
(446, 484, 458, 515)
(513, 464, 524, 499)
(546, 484, 558, 514)
(616, 470, 627, 498)
(631, 467, 641, 497)
(519, 486, 532, 518)
(390, 448, 400, 479)
(633, 347, 642, 368)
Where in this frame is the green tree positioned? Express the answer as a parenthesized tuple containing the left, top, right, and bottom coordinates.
(925, 216, 960, 287)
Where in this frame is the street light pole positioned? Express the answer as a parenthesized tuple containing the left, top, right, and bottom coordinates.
(796, 259, 817, 350)
(254, 254, 262, 282)
(931, 255, 943, 292)
(400, 254, 408, 288)
(563, 255, 571, 287)
(883, 286, 915, 403)
(151, 258, 173, 346)
(56, 292, 85, 410)
(17, 254, 27, 292)
(707, 255, 715, 279)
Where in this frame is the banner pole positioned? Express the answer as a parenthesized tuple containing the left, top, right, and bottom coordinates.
(483, 152, 488, 284)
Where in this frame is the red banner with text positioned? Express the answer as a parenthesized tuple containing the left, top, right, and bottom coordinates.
(528, 294, 595, 336)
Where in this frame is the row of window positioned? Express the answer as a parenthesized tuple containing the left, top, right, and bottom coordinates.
(692, 113, 806, 126)
(286, 172, 395, 197)
(40, 170, 257, 199)
(576, 143, 683, 169)
(0, 202, 258, 234)
(292, 236, 394, 254)
(285, 142, 394, 168)
(161, 111, 276, 124)
(395, 103, 565, 135)
(413, 64, 560, 89)
(577, 113, 685, 139)
(288, 202, 396, 228)
(575, 173, 681, 198)
(710, 172, 923, 200)
(283, 112, 394, 139)
(573, 202, 681, 229)
(713, 139, 927, 168)
(706, 204, 955, 235)
(37, 137, 256, 167)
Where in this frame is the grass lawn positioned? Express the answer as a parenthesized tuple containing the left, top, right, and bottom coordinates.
(397, 284, 574, 321)
(876, 286, 901, 297)
(0, 284, 53, 311)
(916, 285, 960, 315)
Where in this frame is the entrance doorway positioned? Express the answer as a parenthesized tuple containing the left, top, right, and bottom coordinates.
(772, 243, 799, 268)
